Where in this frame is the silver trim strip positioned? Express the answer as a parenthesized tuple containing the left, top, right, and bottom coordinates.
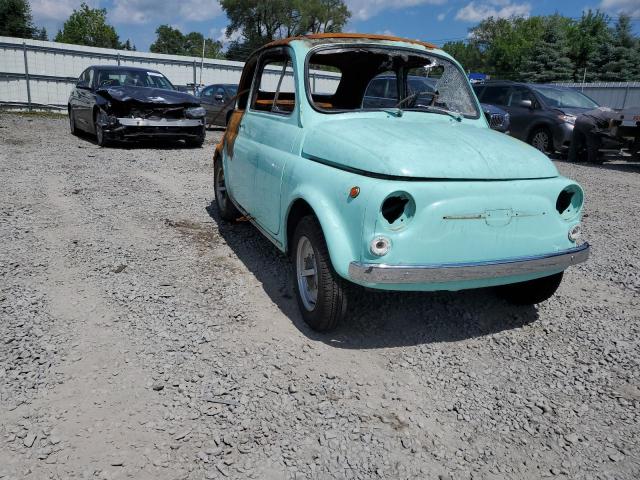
(117, 118, 203, 127)
(348, 243, 590, 284)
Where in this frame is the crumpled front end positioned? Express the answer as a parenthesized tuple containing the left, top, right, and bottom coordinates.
(96, 87, 206, 141)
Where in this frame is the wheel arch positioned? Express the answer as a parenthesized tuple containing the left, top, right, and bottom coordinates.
(284, 194, 358, 280)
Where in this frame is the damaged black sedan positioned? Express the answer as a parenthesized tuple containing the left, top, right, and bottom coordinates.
(68, 66, 206, 147)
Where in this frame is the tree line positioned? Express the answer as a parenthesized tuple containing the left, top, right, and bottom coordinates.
(443, 11, 640, 82)
(1, 0, 638, 82)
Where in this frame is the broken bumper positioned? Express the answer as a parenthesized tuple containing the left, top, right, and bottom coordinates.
(104, 117, 205, 140)
(348, 243, 589, 284)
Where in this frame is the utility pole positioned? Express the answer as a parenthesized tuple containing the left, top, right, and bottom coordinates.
(199, 37, 205, 91)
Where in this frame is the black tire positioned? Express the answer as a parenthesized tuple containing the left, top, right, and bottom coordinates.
(69, 108, 78, 135)
(94, 110, 110, 147)
(497, 272, 563, 305)
(292, 216, 348, 332)
(529, 127, 553, 154)
(213, 157, 240, 221)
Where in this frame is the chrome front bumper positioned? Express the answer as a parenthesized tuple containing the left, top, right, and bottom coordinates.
(348, 243, 590, 284)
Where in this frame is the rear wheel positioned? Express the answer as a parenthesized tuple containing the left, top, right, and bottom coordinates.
(529, 127, 553, 154)
(497, 272, 563, 305)
(292, 216, 348, 332)
(214, 158, 240, 221)
(69, 108, 78, 135)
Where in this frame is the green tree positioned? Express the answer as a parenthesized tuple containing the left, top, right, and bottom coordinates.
(470, 16, 546, 79)
(55, 2, 121, 48)
(150, 25, 223, 58)
(567, 10, 612, 82)
(221, 0, 350, 60)
(0, 0, 46, 39)
(520, 15, 573, 83)
(442, 41, 484, 72)
(601, 14, 640, 81)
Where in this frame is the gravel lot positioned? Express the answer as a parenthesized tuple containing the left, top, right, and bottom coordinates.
(0, 113, 639, 480)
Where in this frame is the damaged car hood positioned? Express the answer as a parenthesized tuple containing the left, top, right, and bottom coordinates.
(302, 117, 558, 180)
(96, 86, 199, 106)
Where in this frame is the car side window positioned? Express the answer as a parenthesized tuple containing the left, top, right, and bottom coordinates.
(364, 72, 397, 100)
(77, 69, 90, 86)
(481, 86, 509, 106)
(215, 87, 226, 99)
(251, 50, 296, 115)
(509, 87, 536, 107)
(201, 86, 214, 98)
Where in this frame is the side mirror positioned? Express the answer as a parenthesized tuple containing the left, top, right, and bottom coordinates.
(520, 99, 533, 109)
(214, 94, 224, 101)
(76, 80, 91, 90)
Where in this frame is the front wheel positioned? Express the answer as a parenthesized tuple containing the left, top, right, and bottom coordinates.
(94, 110, 110, 147)
(529, 127, 553, 154)
(292, 216, 348, 332)
(497, 272, 563, 305)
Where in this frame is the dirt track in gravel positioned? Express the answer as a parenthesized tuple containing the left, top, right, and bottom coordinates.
(0, 113, 639, 480)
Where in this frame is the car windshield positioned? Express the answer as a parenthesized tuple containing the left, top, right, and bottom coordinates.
(95, 69, 175, 90)
(307, 46, 479, 118)
(533, 86, 598, 109)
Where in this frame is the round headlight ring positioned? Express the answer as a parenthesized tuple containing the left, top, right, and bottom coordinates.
(568, 224, 582, 242)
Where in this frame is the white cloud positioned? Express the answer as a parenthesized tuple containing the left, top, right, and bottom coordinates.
(599, 0, 640, 17)
(437, 12, 447, 21)
(345, 0, 447, 21)
(30, 0, 98, 22)
(455, 1, 531, 22)
(111, 0, 222, 25)
(213, 27, 242, 46)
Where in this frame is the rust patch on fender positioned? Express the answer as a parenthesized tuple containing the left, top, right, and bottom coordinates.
(215, 109, 245, 160)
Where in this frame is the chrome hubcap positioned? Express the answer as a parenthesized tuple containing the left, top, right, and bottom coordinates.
(532, 132, 549, 152)
(296, 236, 318, 311)
(215, 165, 227, 209)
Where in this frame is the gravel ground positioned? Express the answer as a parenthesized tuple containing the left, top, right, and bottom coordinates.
(0, 113, 638, 480)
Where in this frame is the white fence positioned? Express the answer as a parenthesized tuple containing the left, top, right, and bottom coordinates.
(553, 82, 640, 109)
(0, 36, 339, 111)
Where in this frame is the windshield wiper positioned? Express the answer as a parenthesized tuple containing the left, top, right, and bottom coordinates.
(407, 105, 462, 122)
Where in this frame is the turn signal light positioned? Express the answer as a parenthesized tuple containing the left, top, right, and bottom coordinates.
(349, 186, 360, 198)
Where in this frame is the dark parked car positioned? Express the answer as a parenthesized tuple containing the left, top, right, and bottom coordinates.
(473, 81, 599, 154)
(199, 84, 238, 127)
(363, 74, 510, 133)
(68, 66, 206, 147)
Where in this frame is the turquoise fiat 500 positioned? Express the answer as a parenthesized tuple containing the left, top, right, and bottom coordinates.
(213, 33, 590, 331)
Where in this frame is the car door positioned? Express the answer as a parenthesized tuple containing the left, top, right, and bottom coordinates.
(72, 68, 94, 131)
(505, 86, 539, 141)
(199, 85, 216, 122)
(237, 48, 301, 235)
(210, 86, 228, 125)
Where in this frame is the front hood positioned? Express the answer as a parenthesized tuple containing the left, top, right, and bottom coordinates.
(556, 107, 591, 116)
(302, 117, 558, 179)
(96, 86, 200, 106)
